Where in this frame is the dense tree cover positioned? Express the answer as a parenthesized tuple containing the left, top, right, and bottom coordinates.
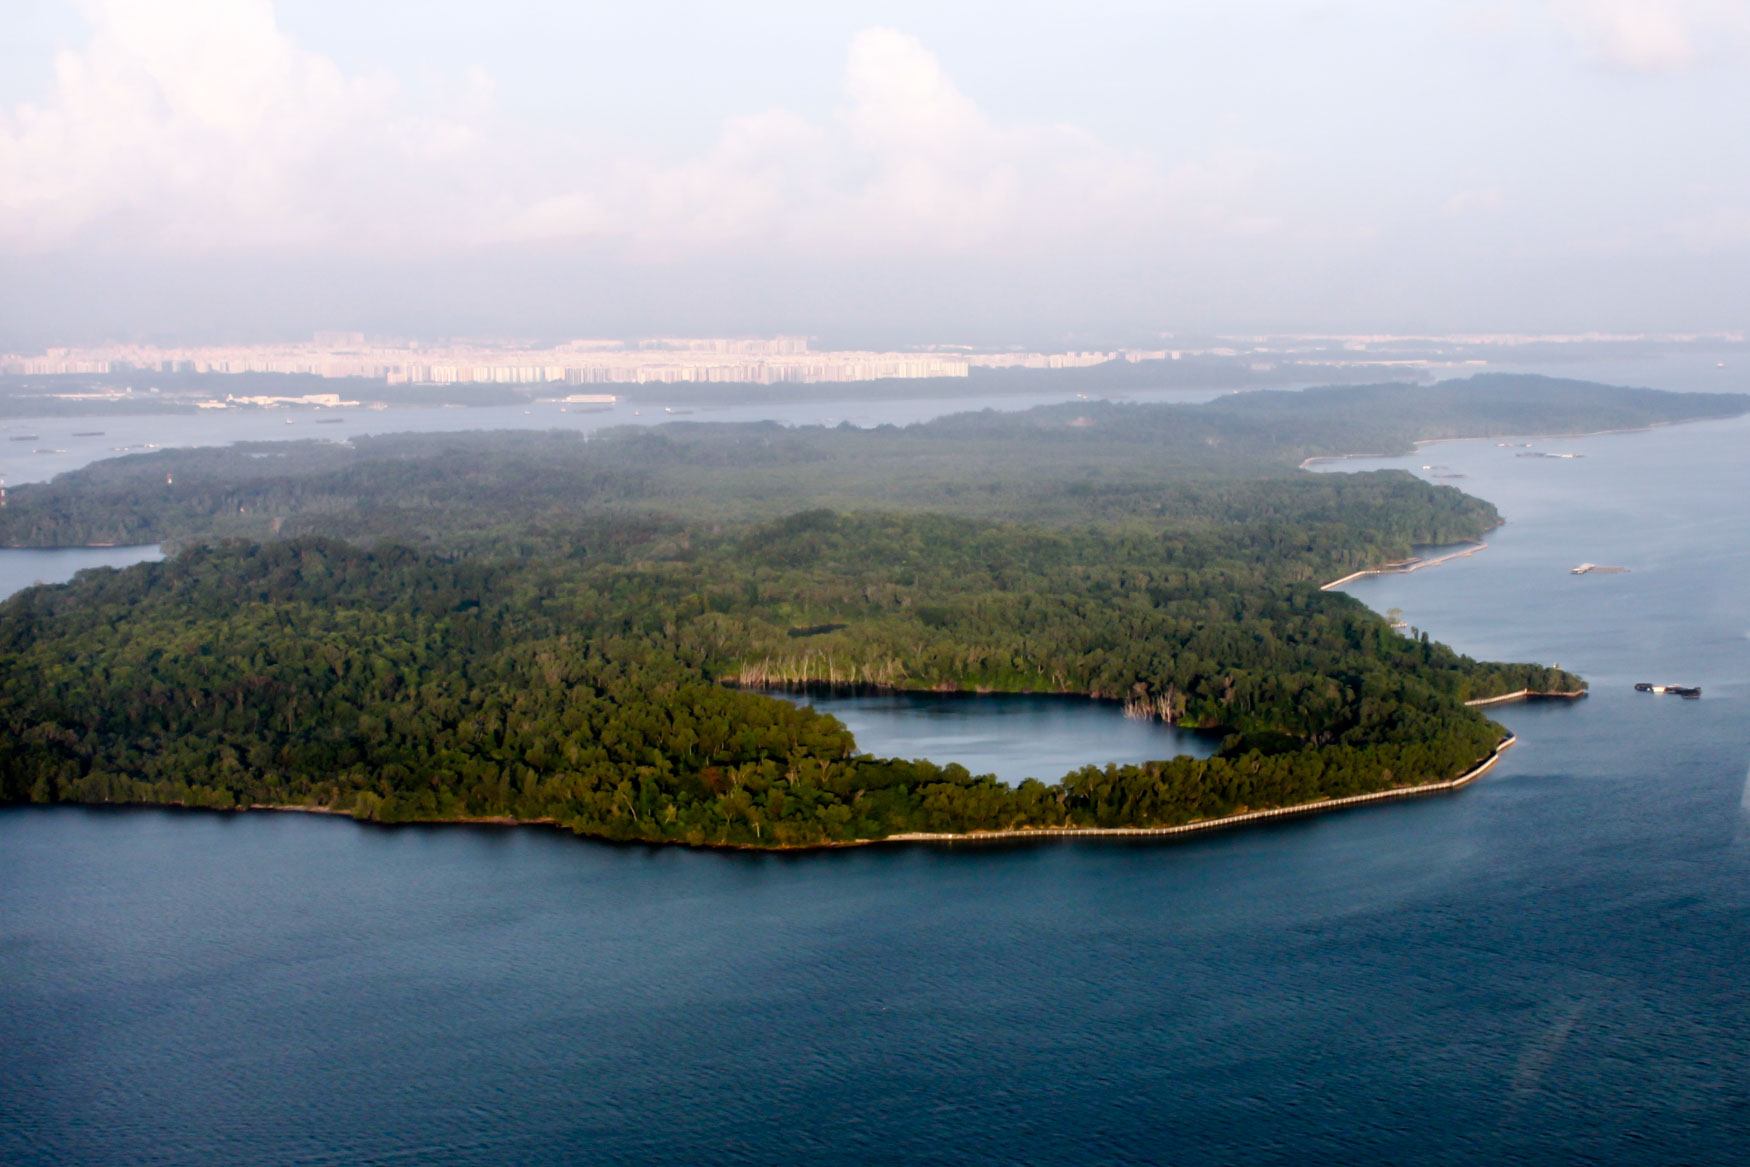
(0, 376, 1679, 846)
(1, 374, 1742, 549)
(1, 426, 1499, 550)
(587, 510, 1577, 735)
(1, 524, 1561, 846)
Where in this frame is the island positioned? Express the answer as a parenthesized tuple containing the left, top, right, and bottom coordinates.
(2, 375, 1744, 848)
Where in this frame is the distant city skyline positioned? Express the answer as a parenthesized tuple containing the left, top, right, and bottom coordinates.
(0, 332, 1179, 386)
(12, 330, 1739, 395)
(4, 1, 1749, 345)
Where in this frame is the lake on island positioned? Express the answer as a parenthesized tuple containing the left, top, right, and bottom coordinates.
(767, 688, 1214, 783)
(6, 411, 1750, 1164)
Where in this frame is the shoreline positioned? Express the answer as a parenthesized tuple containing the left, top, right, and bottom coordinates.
(1294, 418, 1696, 472)
(1319, 540, 1488, 591)
(1295, 411, 1750, 475)
(738, 679, 1224, 731)
(26, 733, 1519, 854)
(1464, 688, 1586, 707)
(880, 733, 1517, 846)
(0, 542, 159, 551)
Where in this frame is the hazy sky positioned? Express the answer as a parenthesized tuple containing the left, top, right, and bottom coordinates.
(3, 0, 1749, 346)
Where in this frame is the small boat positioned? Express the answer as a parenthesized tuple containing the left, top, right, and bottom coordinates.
(72, 431, 105, 437)
(1635, 682, 1701, 698)
(8, 435, 39, 441)
(313, 417, 345, 424)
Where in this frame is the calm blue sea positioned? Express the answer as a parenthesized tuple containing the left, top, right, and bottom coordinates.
(5, 412, 1750, 1164)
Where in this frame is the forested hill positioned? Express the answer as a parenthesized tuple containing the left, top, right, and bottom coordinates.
(0, 533, 1568, 847)
(0, 374, 1742, 550)
(2, 375, 1719, 847)
(935, 375, 1749, 455)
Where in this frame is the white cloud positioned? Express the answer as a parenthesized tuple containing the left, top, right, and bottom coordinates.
(504, 28, 1214, 257)
(1546, 0, 1750, 71)
(1, 0, 502, 253)
(0, 9, 1271, 260)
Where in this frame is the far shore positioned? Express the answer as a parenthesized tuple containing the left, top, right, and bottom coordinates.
(1295, 415, 1723, 473)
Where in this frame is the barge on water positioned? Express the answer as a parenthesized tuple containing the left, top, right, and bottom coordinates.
(1635, 683, 1701, 698)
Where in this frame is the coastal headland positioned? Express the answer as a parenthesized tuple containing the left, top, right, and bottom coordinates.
(182, 731, 1516, 851)
(881, 732, 1517, 847)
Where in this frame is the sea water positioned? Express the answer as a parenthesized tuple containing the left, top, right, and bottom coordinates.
(5, 415, 1750, 1164)
(0, 544, 162, 601)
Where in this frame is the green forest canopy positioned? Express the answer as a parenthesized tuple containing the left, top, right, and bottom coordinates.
(2, 376, 1743, 847)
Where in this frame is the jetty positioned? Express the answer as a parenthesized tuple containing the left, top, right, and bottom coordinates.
(1634, 683, 1701, 699)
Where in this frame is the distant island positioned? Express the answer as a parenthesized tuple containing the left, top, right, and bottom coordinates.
(2, 375, 1744, 848)
(9, 331, 1739, 417)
